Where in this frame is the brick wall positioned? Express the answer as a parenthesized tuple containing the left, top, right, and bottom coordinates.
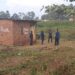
(0, 20, 36, 46)
(13, 21, 31, 46)
(0, 20, 14, 45)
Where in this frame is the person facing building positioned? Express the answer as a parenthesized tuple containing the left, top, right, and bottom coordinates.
(55, 28, 60, 46)
(29, 31, 33, 45)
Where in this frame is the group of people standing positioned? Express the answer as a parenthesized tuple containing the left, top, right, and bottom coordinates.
(29, 28, 60, 46)
(40, 28, 60, 46)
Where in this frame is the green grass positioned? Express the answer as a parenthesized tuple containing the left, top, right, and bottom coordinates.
(37, 21, 75, 30)
(37, 21, 75, 40)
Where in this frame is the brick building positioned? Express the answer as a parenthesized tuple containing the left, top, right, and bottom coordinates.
(0, 19, 37, 46)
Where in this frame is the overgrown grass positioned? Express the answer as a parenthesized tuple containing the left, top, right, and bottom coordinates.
(0, 46, 75, 75)
(37, 21, 75, 30)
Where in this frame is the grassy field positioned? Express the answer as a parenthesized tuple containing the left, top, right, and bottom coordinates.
(0, 21, 75, 75)
(37, 21, 75, 40)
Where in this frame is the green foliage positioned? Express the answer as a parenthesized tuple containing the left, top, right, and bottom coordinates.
(42, 4, 75, 20)
(0, 10, 36, 20)
(30, 67, 37, 75)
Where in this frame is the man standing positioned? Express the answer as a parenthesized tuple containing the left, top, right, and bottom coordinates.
(55, 29, 60, 46)
(48, 29, 52, 43)
(29, 31, 33, 45)
(40, 31, 45, 45)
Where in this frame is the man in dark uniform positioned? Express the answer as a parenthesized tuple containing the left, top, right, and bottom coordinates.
(29, 31, 33, 45)
(40, 31, 45, 45)
(55, 29, 60, 46)
(48, 29, 52, 43)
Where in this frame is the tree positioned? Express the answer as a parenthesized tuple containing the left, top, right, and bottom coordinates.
(35, 17, 39, 20)
(0, 10, 37, 20)
(0, 11, 6, 19)
(27, 11, 35, 20)
(18, 12, 25, 20)
(11, 13, 20, 20)
(41, 14, 49, 20)
(41, 4, 75, 20)
(42, 4, 65, 20)
(0, 11, 10, 19)
(23, 15, 30, 20)
(6, 10, 10, 19)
